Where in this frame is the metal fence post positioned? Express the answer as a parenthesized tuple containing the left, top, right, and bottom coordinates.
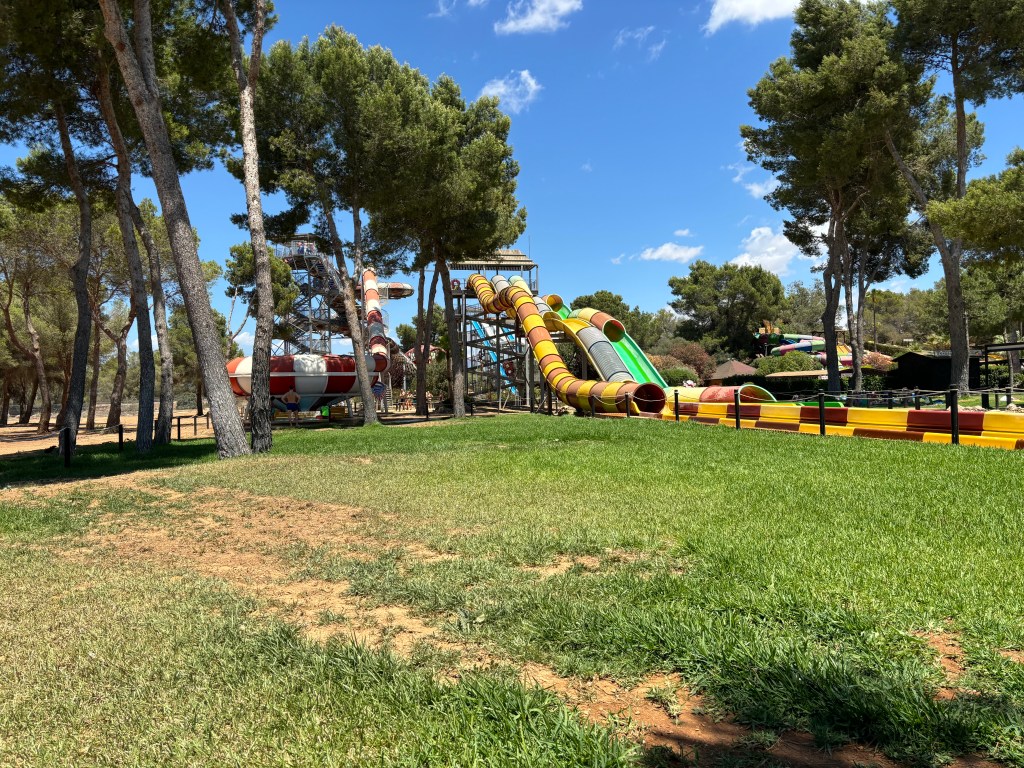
(625, 392, 631, 418)
(886, 391, 893, 409)
(118, 423, 124, 451)
(914, 389, 921, 410)
(818, 392, 826, 436)
(674, 390, 679, 423)
(176, 417, 181, 441)
(547, 385, 553, 416)
(949, 387, 960, 445)
(589, 393, 597, 418)
(193, 415, 198, 436)
(733, 389, 741, 430)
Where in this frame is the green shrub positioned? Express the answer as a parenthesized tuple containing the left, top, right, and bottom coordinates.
(754, 350, 822, 376)
(662, 367, 700, 386)
(862, 374, 888, 391)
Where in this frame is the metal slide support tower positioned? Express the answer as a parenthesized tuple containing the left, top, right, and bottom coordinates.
(452, 250, 539, 410)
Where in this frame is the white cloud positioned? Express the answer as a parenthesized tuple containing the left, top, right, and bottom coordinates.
(726, 159, 779, 199)
(614, 25, 654, 48)
(673, 228, 693, 237)
(744, 177, 780, 199)
(480, 70, 543, 113)
(726, 162, 754, 183)
(235, 331, 256, 352)
(581, 160, 593, 172)
(433, 0, 487, 16)
(129, 336, 139, 352)
(494, 0, 583, 34)
(637, 242, 704, 264)
(706, 0, 799, 34)
(432, 0, 456, 17)
(730, 226, 799, 276)
(614, 25, 666, 60)
(611, 254, 624, 265)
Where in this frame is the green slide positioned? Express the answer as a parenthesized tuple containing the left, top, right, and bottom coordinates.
(556, 304, 667, 387)
(612, 334, 668, 388)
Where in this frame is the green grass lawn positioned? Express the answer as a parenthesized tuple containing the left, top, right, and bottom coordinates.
(3, 415, 1024, 766)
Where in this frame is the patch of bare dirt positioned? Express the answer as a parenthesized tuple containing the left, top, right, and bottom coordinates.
(71, 506, 439, 653)
(401, 543, 458, 564)
(0, 413, 213, 458)
(524, 555, 603, 577)
(37, 475, 1005, 768)
(998, 649, 1024, 664)
(915, 630, 967, 699)
(521, 666, 905, 768)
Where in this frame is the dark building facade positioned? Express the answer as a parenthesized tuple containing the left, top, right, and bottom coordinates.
(889, 351, 981, 391)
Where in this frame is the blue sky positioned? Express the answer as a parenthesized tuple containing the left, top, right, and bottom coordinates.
(2, 0, 1021, 353)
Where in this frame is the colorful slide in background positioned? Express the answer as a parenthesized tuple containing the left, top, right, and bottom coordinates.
(609, 333, 669, 388)
(467, 274, 665, 414)
(227, 269, 390, 412)
(468, 273, 1024, 450)
(543, 296, 669, 388)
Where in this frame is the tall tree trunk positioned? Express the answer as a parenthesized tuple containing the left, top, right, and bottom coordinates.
(129, 200, 173, 444)
(0, 379, 9, 426)
(22, 296, 51, 433)
(55, 367, 71, 428)
(940, 248, 970, 389)
(54, 103, 93, 453)
(106, 329, 129, 428)
(99, 0, 249, 458)
(418, 267, 439, 415)
(19, 376, 37, 425)
(414, 265, 426, 415)
(318, 193, 377, 426)
(854, 273, 869, 393)
(884, 127, 969, 391)
(221, 0, 273, 452)
(349, 207, 378, 427)
(821, 218, 845, 394)
(436, 257, 465, 417)
(946, 44, 971, 391)
(844, 265, 862, 392)
(1008, 327, 1020, 387)
(96, 70, 155, 452)
(87, 316, 101, 429)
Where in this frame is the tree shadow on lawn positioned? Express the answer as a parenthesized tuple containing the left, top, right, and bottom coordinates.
(0, 439, 219, 486)
(686, 654, 1020, 767)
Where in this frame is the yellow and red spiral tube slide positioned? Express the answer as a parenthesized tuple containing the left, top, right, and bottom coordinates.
(468, 274, 665, 415)
(568, 307, 626, 342)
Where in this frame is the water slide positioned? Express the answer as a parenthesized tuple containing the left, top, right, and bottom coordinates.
(227, 269, 392, 412)
(467, 274, 665, 414)
(542, 295, 669, 388)
(470, 319, 519, 396)
(503, 278, 633, 385)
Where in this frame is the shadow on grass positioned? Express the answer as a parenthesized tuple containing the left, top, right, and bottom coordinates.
(0, 439, 220, 486)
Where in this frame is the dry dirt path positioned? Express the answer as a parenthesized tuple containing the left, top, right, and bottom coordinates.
(6, 469, 1001, 768)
